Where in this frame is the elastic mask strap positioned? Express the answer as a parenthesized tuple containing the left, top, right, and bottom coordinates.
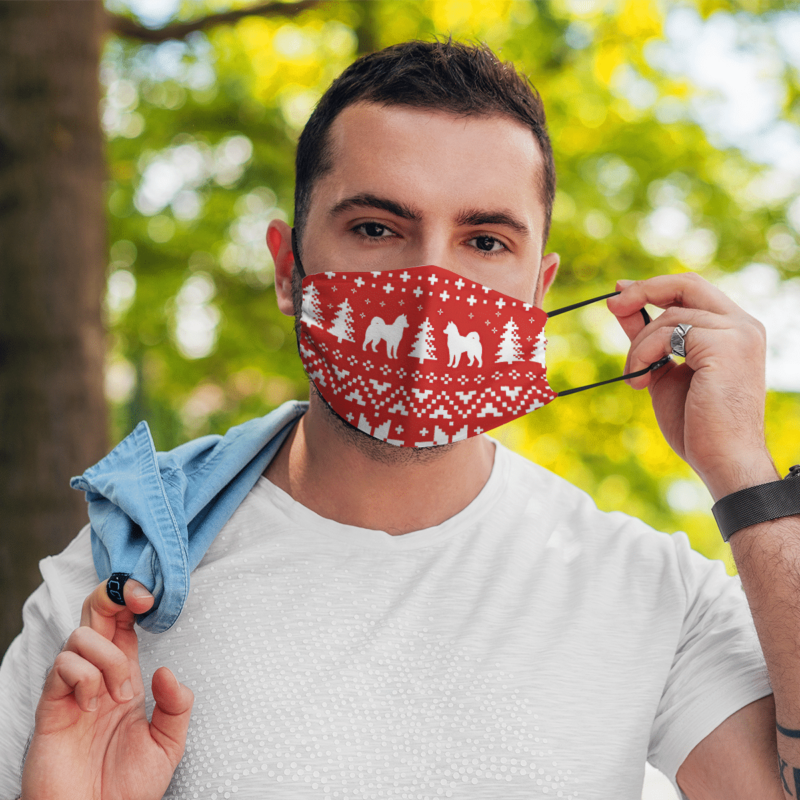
(546, 291, 671, 397)
(291, 228, 306, 279)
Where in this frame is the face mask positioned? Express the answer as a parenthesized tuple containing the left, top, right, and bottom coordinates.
(291, 234, 668, 447)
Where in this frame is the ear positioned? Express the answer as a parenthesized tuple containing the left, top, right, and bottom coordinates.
(534, 252, 559, 307)
(267, 219, 296, 317)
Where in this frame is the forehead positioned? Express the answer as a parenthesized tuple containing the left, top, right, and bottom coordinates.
(315, 102, 546, 237)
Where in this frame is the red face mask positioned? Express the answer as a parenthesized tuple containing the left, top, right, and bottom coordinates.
(292, 234, 668, 448)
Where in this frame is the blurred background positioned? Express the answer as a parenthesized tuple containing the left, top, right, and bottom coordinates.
(1, 2, 799, 795)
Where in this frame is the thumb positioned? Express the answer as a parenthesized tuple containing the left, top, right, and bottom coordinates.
(608, 280, 648, 344)
(149, 666, 194, 767)
(122, 578, 156, 615)
(80, 578, 155, 654)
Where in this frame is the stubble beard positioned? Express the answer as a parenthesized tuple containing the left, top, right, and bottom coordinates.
(291, 265, 455, 467)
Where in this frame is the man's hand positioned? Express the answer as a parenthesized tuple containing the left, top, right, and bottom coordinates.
(607, 272, 778, 499)
(20, 579, 194, 800)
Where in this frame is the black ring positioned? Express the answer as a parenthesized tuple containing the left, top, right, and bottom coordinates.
(106, 573, 130, 606)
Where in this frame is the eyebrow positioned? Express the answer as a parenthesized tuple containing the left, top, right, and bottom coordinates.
(328, 193, 531, 238)
(328, 193, 420, 221)
(455, 208, 530, 237)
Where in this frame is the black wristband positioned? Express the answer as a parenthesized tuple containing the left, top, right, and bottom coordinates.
(106, 573, 131, 605)
(713, 465, 800, 542)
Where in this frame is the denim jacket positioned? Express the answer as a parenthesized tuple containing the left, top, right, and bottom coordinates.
(70, 400, 307, 633)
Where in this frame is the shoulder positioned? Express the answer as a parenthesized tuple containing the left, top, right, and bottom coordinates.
(495, 439, 660, 540)
(493, 440, 727, 592)
(34, 524, 99, 634)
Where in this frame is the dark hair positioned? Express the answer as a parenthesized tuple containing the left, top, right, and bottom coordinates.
(293, 39, 556, 254)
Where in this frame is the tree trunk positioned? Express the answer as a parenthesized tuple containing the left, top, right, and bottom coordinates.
(0, 0, 107, 656)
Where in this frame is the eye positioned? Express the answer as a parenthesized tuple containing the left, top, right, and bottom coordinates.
(354, 222, 395, 239)
(469, 235, 506, 253)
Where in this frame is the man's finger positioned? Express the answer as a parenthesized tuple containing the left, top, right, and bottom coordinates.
(625, 305, 726, 368)
(62, 626, 136, 705)
(149, 667, 194, 767)
(80, 578, 154, 635)
(43, 650, 104, 714)
(608, 273, 739, 318)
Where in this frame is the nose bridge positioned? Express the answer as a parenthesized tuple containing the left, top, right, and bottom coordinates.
(413, 221, 461, 274)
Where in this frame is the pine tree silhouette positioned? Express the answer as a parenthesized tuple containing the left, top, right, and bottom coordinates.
(496, 318, 523, 363)
(409, 317, 436, 362)
(531, 330, 546, 366)
(328, 298, 355, 342)
(301, 282, 324, 328)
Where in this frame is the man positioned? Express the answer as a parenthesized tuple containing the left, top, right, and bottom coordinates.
(1, 40, 797, 800)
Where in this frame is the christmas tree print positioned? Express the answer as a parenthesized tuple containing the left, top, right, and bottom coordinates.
(409, 317, 437, 362)
(531, 330, 546, 366)
(328, 298, 355, 343)
(495, 318, 523, 363)
(301, 282, 324, 328)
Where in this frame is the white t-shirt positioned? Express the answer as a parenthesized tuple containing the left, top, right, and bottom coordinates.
(0, 442, 771, 800)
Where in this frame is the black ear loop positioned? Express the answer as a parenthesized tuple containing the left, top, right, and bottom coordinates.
(546, 292, 671, 397)
(291, 228, 306, 279)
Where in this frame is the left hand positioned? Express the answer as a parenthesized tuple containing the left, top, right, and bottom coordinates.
(606, 272, 776, 498)
(21, 579, 193, 800)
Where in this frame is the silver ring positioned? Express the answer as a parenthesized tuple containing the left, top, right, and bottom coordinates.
(670, 323, 692, 358)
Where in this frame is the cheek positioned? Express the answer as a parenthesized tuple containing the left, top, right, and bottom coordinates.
(518, 268, 542, 307)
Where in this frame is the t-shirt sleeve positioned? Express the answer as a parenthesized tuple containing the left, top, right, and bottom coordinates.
(647, 530, 772, 799)
(0, 526, 98, 797)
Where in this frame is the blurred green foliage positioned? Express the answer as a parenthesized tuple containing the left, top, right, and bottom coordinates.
(102, 0, 800, 570)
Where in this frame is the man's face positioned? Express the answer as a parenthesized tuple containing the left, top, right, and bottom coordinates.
(299, 102, 558, 308)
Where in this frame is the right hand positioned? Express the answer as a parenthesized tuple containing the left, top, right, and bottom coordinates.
(20, 579, 194, 800)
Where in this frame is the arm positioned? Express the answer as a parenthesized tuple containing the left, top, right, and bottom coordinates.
(677, 695, 782, 799)
(724, 506, 800, 798)
(20, 580, 193, 800)
(609, 273, 798, 798)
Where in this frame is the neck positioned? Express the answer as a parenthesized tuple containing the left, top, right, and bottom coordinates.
(264, 393, 495, 535)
